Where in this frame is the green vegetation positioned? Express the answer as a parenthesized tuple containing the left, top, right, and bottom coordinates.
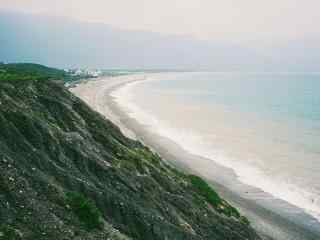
(0, 63, 66, 82)
(189, 175, 249, 223)
(66, 192, 102, 230)
(0, 225, 19, 240)
(219, 200, 241, 218)
(240, 216, 250, 225)
(189, 175, 221, 207)
(0, 62, 257, 239)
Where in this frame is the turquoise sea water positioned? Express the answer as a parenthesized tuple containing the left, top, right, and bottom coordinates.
(114, 72, 320, 223)
(147, 72, 320, 124)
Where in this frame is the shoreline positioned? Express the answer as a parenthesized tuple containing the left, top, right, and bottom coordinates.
(71, 74, 320, 240)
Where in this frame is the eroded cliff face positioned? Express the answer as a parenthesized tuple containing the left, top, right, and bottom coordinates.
(0, 73, 261, 239)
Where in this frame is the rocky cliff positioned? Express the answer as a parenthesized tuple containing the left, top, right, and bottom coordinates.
(0, 64, 261, 240)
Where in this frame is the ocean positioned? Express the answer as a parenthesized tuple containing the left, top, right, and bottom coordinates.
(111, 72, 320, 226)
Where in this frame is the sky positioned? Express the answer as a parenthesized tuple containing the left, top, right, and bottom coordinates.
(1, 1, 319, 70)
(1, 0, 320, 43)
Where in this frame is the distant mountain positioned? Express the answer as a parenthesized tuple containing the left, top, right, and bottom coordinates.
(0, 63, 260, 239)
(0, 11, 319, 71)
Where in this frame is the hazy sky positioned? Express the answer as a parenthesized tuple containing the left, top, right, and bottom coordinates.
(1, 0, 319, 42)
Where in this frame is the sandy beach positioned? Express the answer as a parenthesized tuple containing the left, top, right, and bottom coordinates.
(70, 74, 320, 240)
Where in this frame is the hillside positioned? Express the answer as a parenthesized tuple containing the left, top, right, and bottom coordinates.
(0, 64, 261, 239)
(0, 63, 66, 81)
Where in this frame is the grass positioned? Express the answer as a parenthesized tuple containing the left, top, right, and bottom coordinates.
(66, 192, 102, 230)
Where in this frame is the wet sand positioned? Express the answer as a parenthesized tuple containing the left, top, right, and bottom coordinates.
(71, 74, 320, 240)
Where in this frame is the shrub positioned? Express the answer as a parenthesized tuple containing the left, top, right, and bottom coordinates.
(217, 202, 241, 218)
(240, 216, 250, 225)
(189, 175, 251, 224)
(189, 175, 221, 207)
(66, 192, 102, 230)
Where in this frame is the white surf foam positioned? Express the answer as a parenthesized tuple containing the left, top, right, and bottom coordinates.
(111, 77, 320, 223)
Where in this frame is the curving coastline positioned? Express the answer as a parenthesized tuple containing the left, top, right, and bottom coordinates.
(71, 74, 320, 240)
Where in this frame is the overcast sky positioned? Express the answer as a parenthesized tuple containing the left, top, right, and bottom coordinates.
(1, 0, 319, 43)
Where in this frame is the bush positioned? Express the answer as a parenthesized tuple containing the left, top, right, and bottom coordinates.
(189, 175, 251, 224)
(189, 175, 221, 207)
(239, 216, 250, 225)
(217, 202, 241, 218)
(66, 192, 102, 230)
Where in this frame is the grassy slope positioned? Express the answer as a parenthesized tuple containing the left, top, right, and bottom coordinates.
(0, 63, 259, 240)
(0, 63, 66, 81)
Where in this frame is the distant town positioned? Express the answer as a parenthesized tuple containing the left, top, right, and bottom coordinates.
(64, 68, 103, 78)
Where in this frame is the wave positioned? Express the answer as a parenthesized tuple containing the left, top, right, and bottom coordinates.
(111, 77, 320, 223)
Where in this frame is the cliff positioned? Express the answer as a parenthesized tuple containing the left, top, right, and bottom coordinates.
(0, 63, 260, 239)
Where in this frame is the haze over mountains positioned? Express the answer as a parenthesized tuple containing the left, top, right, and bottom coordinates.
(1, 10, 319, 71)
